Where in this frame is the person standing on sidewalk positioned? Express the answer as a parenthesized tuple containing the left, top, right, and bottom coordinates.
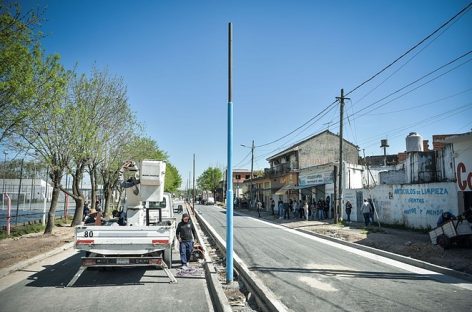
(256, 199, 262, 218)
(277, 199, 284, 219)
(284, 200, 290, 219)
(176, 213, 197, 269)
(369, 198, 375, 223)
(303, 200, 309, 221)
(345, 200, 352, 223)
(361, 199, 372, 227)
(271, 199, 275, 215)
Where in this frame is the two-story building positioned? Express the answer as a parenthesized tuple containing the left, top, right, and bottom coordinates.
(215, 169, 251, 202)
(264, 130, 359, 210)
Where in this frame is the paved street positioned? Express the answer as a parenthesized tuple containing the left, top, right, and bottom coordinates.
(196, 204, 472, 312)
(0, 212, 212, 312)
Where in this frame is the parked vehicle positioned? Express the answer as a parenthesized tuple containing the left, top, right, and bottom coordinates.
(206, 197, 215, 205)
(68, 160, 177, 286)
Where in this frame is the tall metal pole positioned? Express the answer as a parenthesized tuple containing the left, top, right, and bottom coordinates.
(193, 154, 196, 210)
(250, 140, 254, 207)
(226, 22, 234, 283)
(336, 89, 348, 223)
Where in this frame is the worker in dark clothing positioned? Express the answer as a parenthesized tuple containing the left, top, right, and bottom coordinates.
(176, 213, 197, 269)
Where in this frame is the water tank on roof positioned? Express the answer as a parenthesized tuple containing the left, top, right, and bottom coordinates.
(406, 132, 423, 152)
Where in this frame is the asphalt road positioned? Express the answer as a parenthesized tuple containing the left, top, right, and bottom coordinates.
(196, 204, 472, 312)
(0, 202, 212, 312)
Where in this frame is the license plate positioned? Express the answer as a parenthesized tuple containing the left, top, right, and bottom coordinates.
(116, 258, 129, 265)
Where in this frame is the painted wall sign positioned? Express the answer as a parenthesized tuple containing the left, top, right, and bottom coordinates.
(457, 162, 472, 191)
(299, 171, 333, 186)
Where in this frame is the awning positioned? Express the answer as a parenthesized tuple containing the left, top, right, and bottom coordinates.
(274, 184, 296, 195)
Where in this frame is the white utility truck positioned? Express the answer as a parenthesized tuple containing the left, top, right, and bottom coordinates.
(68, 160, 177, 287)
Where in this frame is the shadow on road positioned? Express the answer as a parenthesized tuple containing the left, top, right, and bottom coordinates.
(23, 252, 176, 288)
(248, 265, 467, 284)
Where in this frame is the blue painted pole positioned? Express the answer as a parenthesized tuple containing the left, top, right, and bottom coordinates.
(226, 22, 234, 283)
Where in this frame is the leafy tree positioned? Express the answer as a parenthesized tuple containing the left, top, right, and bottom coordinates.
(165, 162, 182, 194)
(197, 167, 222, 197)
(0, 1, 44, 142)
(58, 68, 138, 224)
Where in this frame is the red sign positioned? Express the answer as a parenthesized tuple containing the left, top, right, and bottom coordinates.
(457, 162, 472, 191)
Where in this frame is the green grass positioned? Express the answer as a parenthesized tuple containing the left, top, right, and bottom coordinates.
(0, 216, 72, 240)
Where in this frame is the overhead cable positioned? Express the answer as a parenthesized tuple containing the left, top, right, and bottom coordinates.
(345, 1, 472, 97)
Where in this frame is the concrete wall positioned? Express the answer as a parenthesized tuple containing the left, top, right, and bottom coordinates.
(380, 169, 406, 184)
(343, 182, 458, 229)
(405, 151, 436, 183)
(298, 132, 358, 169)
(437, 144, 455, 181)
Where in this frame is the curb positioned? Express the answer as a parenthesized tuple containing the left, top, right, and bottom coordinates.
(0, 242, 75, 280)
(236, 210, 472, 283)
(294, 227, 472, 283)
(187, 204, 232, 312)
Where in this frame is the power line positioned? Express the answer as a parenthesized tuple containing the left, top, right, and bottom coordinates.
(252, 2, 471, 152)
(365, 87, 472, 116)
(255, 100, 338, 148)
(345, 1, 472, 97)
(350, 13, 463, 111)
(235, 150, 251, 168)
(347, 50, 472, 121)
(360, 102, 472, 148)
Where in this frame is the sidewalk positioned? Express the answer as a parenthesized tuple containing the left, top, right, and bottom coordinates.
(234, 206, 472, 276)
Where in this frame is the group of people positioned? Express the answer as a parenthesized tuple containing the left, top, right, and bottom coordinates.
(270, 196, 332, 221)
(82, 200, 104, 225)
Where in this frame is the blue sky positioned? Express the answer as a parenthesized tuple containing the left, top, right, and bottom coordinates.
(18, 0, 472, 185)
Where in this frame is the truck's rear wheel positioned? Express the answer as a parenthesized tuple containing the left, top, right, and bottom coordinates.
(163, 247, 172, 268)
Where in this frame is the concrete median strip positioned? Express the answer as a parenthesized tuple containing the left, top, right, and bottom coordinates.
(0, 242, 75, 280)
(195, 210, 290, 312)
(187, 205, 232, 312)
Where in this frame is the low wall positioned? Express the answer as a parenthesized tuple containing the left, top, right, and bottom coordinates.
(344, 182, 458, 229)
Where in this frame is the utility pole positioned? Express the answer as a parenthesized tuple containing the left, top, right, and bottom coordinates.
(336, 89, 349, 223)
(241, 140, 255, 207)
(250, 140, 254, 206)
(193, 154, 196, 210)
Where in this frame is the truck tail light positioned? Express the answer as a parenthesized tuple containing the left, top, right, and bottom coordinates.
(76, 239, 94, 245)
(152, 239, 169, 245)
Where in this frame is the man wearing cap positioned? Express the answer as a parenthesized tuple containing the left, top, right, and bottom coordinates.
(176, 213, 197, 269)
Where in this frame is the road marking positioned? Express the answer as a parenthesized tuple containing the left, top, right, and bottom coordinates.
(229, 210, 472, 291)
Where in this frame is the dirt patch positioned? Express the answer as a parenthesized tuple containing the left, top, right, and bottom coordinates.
(0, 225, 74, 269)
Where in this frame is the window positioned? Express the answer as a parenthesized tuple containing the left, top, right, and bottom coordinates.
(245, 175, 250, 179)
(235, 175, 241, 179)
